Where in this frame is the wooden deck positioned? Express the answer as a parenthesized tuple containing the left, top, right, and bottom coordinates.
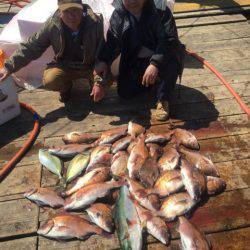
(0, 9, 250, 250)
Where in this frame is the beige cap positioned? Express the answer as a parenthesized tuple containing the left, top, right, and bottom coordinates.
(58, 0, 83, 11)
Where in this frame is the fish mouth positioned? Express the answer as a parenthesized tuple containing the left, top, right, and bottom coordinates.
(23, 188, 37, 198)
(37, 219, 54, 235)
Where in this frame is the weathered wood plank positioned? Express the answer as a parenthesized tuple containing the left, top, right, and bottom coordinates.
(174, 0, 250, 12)
(0, 164, 41, 199)
(0, 237, 37, 250)
(0, 97, 248, 147)
(19, 82, 250, 106)
(0, 199, 39, 239)
(186, 37, 250, 52)
(217, 159, 250, 192)
(182, 69, 250, 88)
(199, 133, 250, 163)
(0, 140, 43, 165)
(150, 114, 250, 140)
(184, 57, 250, 76)
(148, 227, 250, 250)
(176, 14, 247, 28)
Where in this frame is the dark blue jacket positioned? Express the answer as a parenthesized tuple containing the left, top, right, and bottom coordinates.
(98, 0, 184, 72)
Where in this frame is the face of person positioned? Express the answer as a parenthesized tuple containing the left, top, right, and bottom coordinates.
(60, 7, 82, 31)
(122, 0, 146, 16)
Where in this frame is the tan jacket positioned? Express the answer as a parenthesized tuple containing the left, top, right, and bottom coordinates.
(5, 5, 104, 73)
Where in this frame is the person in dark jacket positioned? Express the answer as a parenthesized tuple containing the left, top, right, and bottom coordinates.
(0, 0, 108, 103)
(95, 0, 184, 120)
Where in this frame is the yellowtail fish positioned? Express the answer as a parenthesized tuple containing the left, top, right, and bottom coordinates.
(37, 214, 109, 240)
(24, 188, 64, 208)
(114, 185, 142, 250)
(86, 203, 114, 233)
(39, 149, 63, 179)
(66, 154, 90, 183)
(178, 216, 211, 250)
(62, 132, 99, 144)
(62, 167, 110, 197)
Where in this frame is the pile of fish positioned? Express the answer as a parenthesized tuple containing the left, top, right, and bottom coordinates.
(24, 121, 226, 249)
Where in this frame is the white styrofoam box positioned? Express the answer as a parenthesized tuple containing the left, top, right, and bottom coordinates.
(0, 77, 21, 126)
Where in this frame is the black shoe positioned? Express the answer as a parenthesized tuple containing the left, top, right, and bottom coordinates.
(59, 88, 72, 103)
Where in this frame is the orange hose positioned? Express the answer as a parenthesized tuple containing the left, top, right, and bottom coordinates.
(0, 102, 40, 182)
(186, 48, 250, 118)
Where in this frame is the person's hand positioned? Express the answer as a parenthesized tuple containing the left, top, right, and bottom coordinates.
(94, 62, 108, 79)
(142, 64, 158, 87)
(90, 84, 105, 102)
(0, 67, 10, 82)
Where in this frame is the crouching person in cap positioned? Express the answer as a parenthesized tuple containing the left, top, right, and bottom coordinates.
(0, 0, 109, 103)
(95, 0, 184, 121)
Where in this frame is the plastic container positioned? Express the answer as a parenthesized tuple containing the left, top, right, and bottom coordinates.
(0, 77, 21, 126)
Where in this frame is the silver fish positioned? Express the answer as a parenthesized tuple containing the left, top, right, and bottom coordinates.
(64, 180, 123, 210)
(173, 128, 200, 150)
(86, 203, 114, 233)
(160, 192, 196, 221)
(97, 125, 128, 145)
(158, 146, 180, 172)
(48, 144, 93, 158)
(66, 154, 90, 183)
(127, 135, 148, 179)
(112, 135, 132, 154)
(138, 157, 159, 188)
(62, 132, 99, 144)
(63, 167, 110, 197)
(153, 170, 184, 197)
(86, 145, 111, 172)
(180, 159, 206, 201)
(24, 188, 64, 208)
(178, 216, 211, 250)
(128, 121, 146, 139)
(178, 147, 219, 177)
(111, 151, 129, 177)
(146, 143, 164, 161)
(37, 214, 108, 240)
(206, 176, 226, 195)
(136, 204, 170, 245)
(39, 149, 63, 179)
(145, 132, 171, 144)
(125, 177, 160, 212)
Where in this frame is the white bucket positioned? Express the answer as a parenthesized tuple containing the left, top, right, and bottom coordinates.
(0, 77, 21, 126)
